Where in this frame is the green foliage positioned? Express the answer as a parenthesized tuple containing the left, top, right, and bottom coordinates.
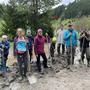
(0, 0, 61, 39)
(53, 0, 90, 19)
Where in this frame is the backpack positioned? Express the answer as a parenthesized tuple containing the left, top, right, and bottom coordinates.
(16, 39, 27, 54)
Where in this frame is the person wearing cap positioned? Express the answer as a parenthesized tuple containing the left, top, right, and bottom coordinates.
(64, 24, 78, 69)
(0, 35, 10, 73)
(27, 30, 34, 62)
(34, 29, 48, 73)
(57, 24, 65, 56)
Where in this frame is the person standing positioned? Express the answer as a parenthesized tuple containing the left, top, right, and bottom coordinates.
(13, 28, 28, 80)
(45, 33, 51, 59)
(27, 30, 34, 62)
(57, 25, 65, 55)
(64, 24, 78, 69)
(34, 29, 48, 73)
(79, 30, 90, 67)
(0, 35, 10, 76)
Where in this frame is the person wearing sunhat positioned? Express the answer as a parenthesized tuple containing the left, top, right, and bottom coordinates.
(0, 35, 10, 74)
(64, 24, 78, 69)
(34, 29, 48, 73)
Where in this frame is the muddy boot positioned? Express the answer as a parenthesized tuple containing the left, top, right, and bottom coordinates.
(87, 59, 90, 67)
(18, 76, 23, 82)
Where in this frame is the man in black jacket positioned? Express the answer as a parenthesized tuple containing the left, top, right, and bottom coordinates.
(79, 30, 90, 67)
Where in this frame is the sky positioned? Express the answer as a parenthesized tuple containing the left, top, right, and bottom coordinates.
(0, 0, 75, 5)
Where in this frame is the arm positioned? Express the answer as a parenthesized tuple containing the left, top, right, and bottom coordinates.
(85, 35, 90, 41)
(0, 42, 2, 48)
(64, 31, 71, 40)
(34, 37, 38, 55)
(13, 38, 17, 57)
(75, 31, 78, 46)
(5, 41, 10, 50)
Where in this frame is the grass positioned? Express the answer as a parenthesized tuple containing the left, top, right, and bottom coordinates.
(10, 42, 13, 49)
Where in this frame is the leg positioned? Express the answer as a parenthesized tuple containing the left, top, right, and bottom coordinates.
(57, 44, 61, 55)
(62, 44, 65, 54)
(72, 47, 75, 65)
(36, 54, 41, 72)
(86, 48, 90, 67)
(4, 54, 8, 67)
(66, 47, 71, 66)
(81, 48, 86, 63)
(23, 53, 28, 77)
(41, 53, 48, 68)
(29, 49, 33, 62)
(17, 55, 23, 77)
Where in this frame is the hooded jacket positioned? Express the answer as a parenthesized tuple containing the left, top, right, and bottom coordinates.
(64, 29, 78, 47)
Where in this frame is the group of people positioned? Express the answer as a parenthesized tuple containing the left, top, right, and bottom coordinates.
(0, 24, 90, 81)
(57, 24, 90, 69)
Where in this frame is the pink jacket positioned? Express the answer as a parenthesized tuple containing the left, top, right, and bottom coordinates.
(34, 35, 46, 55)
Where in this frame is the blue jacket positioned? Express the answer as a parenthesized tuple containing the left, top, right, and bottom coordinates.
(0, 40, 10, 55)
(64, 30, 78, 47)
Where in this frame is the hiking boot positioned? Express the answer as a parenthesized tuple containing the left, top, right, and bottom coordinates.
(18, 76, 23, 81)
(87, 64, 90, 67)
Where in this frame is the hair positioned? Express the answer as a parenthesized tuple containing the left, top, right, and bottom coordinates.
(16, 28, 24, 32)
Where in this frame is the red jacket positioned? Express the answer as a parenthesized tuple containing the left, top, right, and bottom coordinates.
(34, 35, 46, 55)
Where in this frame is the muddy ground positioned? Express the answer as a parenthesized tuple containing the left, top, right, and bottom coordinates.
(0, 46, 90, 90)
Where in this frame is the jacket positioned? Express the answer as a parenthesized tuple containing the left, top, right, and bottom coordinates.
(64, 29, 78, 47)
(57, 29, 65, 44)
(27, 35, 34, 50)
(79, 32, 90, 48)
(34, 35, 45, 55)
(0, 40, 10, 55)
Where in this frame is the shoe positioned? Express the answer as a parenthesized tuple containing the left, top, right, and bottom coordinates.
(87, 64, 90, 67)
(18, 76, 23, 81)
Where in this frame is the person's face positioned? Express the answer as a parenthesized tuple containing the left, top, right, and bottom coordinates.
(17, 28, 23, 37)
(38, 31, 42, 36)
(17, 31, 22, 37)
(61, 26, 64, 30)
(28, 32, 31, 36)
(2, 38, 7, 42)
(22, 31, 25, 36)
(46, 33, 48, 36)
(69, 26, 73, 30)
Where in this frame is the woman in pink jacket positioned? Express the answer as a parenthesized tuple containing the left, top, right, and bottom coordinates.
(34, 29, 48, 73)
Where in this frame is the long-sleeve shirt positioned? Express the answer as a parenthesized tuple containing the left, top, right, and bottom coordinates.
(34, 35, 46, 55)
(0, 40, 10, 55)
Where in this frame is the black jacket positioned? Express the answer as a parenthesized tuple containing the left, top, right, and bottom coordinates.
(79, 33, 90, 48)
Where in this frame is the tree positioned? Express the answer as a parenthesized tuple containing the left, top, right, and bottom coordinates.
(1, 0, 61, 39)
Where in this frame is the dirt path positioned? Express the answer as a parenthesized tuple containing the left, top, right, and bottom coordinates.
(1, 45, 90, 90)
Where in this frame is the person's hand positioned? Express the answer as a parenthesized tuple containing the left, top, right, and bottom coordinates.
(70, 32, 72, 36)
(74, 46, 77, 49)
(2, 45, 5, 49)
(82, 33, 85, 37)
(36, 54, 38, 58)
